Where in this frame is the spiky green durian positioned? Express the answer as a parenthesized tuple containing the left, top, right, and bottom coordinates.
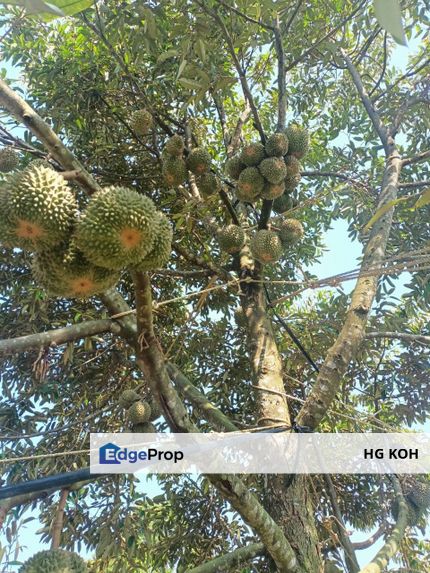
(162, 156, 187, 187)
(284, 155, 301, 177)
(19, 548, 88, 572)
(237, 167, 264, 201)
(277, 218, 304, 245)
(285, 124, 309, 159)
(240, 142, 266, 167)
(250, 229, 283, 264)
(149, 398, 162, 420)
(217, 224, 245, 254)
(260, 181, 285, 200)
(164, 134, 185, 157)
(76, 186, 158, 270)
(196, 172, 220, 197)
(265, 133, 289, 157)
(27, 158, 52, 170)
(408, 482, 430, 509)
(284, 173, 301, 191)
(130, 108, 153, 136)
(32, 243, 120, 298)
(119, 389, 141, 409)
(391, 498, 422, 526)
(273, 193, 294, 214)
(259, 157, 287, 184)
(0, 147, 18, 172)
(225, 155, 245, 180)
(132, 421, 156, 433)
(128, 400, 152, 425)
(186, 148, 211, 175)
(132, 213, 173, 271)
(0, 165, 77, 251)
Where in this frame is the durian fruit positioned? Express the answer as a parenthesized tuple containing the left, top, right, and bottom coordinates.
(284, 155, 301, 177)
(19, 548, 88, 572)
(277, 218, 304, 245)
(164, 134, 185, 157)
(27, 158, 52, 169)
(285, 124, 309, 159)
(217, 224, 245, 254)
(32, 242, 120, 298)
(284, 173, 301, 192)
(265, 133, 289, 157)
(133, 421, 156, 433)
(196, 172, 220, 197)
(148, 398, 162, 420)
(391, 498, 422, 526)
(258, 157, 287, 184)
(0, 147, 18, 172)
(132, 212, 173, 271)
(128, 400, 152, 425)
(118, 389, 141, 409)
(260, 181, 285, 200)
(273, 193, 294, 214)
(162, 156, 188, 187)
(250, 229, 283, 264)
(76, 186, 158, 270)
(240, 142, 266, 167)
(0, 164, 78, 251)
(130, 108, 153, 136)
(407, 481, 430, 510)
(237, 167, 264, 201)
(225, 155, 245, 180)
(186, 148, 211, 175)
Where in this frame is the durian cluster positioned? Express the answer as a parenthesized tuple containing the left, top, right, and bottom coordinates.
(19, 548, 87, 572)
(217, 218, 304, 265)
(161, 135, 219, 196)
(0, 162, 173, 298)
(130, 108, 153, 136)
(225, 124, 309, 208)
(391, 479, 430, 526)
(118, 388, 161, 432)
(0, 147, 19, 172)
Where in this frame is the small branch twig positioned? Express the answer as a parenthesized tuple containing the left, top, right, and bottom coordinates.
(51, 488, 69, 550)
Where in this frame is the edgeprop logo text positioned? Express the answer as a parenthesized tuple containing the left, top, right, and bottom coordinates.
(99, 442, 184, 465)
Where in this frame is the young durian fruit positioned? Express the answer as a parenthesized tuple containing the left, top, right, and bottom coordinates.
(260, 180, 285, 200)
(164, 134, 185, 157)
(186, 148, 212, 175)
(250, 229, 283, 264)
(19, 548, 88, 572)
(265, 133, 289, 157)
(75, 186, 158, 270)
(128, 400, 152, 425)
(284, 172, 301, 192)
(32, 242, 120, 298)
(132, 421, 156, 433)
(196, 172, 220, 197)
(225, 155, 245, 180)
(130, 108, 153, 135)
(407, 481, 430, 510)
(131, 212, 173, 272)
(277, 218, 304, 245)
(162, 156, 188, 187)
(0, 164, 78, 251)
(259, 157, 287, 184)
(118, 389, 141, 409)
(236, 167, 264, 201)
(284, 155, 301, 177)
(217, 224, 245, 254)
(240, 142, 266, 167)
(284, 124, 309, 159)
(0, 147, 18, 172)
(273, 193, 294, 214)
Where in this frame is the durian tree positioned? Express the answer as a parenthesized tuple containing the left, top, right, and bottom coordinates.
(0, 1, 429, 572)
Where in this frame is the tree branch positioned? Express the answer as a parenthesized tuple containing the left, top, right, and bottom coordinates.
(0, 319, 120, 357)
(50, 488, 69, 550)
(0, 79, 101, 194)
(358, 477, 408, 573)
(402, 149, 430, 167)
(366, 332, 430, 346)
(353, 524, 387, 551)
(186, 542, 265, 573)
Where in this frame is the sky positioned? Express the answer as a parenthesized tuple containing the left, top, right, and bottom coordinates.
(0, 12, 428, 573)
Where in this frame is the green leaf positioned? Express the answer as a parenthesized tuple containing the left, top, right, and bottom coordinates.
(414, 188, 430, 208)
(373, 0, 407, 46)
(364, 196, 410, 231)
